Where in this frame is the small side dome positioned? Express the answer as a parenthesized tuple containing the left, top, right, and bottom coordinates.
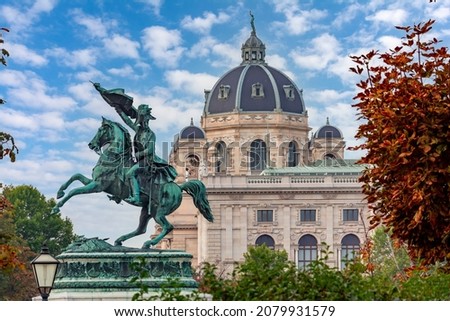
(180, 118, 205, 139)
(314, 118, 343, 139)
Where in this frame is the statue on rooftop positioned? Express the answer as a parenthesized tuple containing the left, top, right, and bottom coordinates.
(250, 11, 256, 34)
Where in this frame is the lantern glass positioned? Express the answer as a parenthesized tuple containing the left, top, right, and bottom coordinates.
(31, 246, 60, 300)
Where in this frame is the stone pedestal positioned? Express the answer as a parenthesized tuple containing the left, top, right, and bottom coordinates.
(50, 238, 197, 301)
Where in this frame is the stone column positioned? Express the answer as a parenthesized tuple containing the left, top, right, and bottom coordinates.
(223, 206, 233, 261)
(283, 205, 292, 259)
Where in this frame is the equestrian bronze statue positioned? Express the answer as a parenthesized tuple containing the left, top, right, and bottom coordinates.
(52, 83, 213, 248)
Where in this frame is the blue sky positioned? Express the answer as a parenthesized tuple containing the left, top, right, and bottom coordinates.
(0, 0, 448, 247)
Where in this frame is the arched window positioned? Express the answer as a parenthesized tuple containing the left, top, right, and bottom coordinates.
(250, 139, 266, 171)
(185, 154, 200, 180)
(298, 235, 318, 269)
(255, 234, 275, 249)
(287, 141, 299, 167)
(215, 141, 227, 173)
(341, 234, 360, 269)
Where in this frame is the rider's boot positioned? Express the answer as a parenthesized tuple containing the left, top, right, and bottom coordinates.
(126, 177, 142, 206)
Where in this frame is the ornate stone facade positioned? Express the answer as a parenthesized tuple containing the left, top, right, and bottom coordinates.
(155, 22, 369, 270)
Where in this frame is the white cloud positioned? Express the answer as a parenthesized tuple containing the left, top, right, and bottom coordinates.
(67, 82, 96, 102)
(0, 108, 72, 148)
(0, 107, 39, 131)
(0, 69, 29, 88)
(164, 69, 218, 97)
(269, 0, 327, 35)
(137, 0, 164, 16)
(71, 9, 109, 39)
(30, 0, 58, 15)
(328, 55, 360, 85)
(141, 26, 185, 68)
(429, 6, 450, 21)
(187, 36, 216, 58)
(366, 9, 408, 26)
(266, 54, 296, 81)
(181, 11, 230, 34)
(38, 112, 66, 130)
(103, 34, 140, 59)
(307, 89, 354, 105)
(290, 33, 341, 70)
(0, 69, 77, 111)
(74, 68, 104, 82)
(332, 3, 364, 28)
(187, 34, 241, 69)
(0, 0, 57, 33)
(66, 117, 100, 135)
(107, 64, 135, 77)
(46, 47, 98, 68)
(6, 42, 47, 67)
(0, 6, 29, 32)
(8, 82, 76, 110)
(377, 35, 402, 52)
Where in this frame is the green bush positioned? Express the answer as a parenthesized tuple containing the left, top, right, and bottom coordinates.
(199, 245, 449, 301)
(131, 245, 449, 301)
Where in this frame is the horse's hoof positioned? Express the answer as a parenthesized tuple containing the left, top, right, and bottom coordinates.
(56, 191, 65, 199)
(114, 240, 123, 246)
(125, 196, 142, 206)
(142, 241, 153, 249)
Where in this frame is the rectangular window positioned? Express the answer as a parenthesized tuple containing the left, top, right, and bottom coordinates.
(300, 209, 316, 222)
(257, 210, 273, 222)
(343, 209, 359, 221)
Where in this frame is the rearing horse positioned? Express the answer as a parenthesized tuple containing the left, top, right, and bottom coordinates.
(52, 117, 213, 248)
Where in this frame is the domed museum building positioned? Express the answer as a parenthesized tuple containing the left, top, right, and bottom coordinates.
(155, 21, 369, 270)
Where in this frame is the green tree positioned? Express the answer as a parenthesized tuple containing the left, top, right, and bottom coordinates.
(0, 27, 18, 162)
(350, 20, 450, 266)
(2, 185, 76, 255)
(368, 227, 412, 279)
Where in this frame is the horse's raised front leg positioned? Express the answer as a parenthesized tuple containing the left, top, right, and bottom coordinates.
(56, 173, 92, 199)
(51, 180, 103, 214)
(114, 205, 152, 246)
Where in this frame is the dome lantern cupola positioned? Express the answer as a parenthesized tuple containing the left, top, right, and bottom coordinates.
(204, 12, 305, 115)
(179, 118, 205, 140)
(314, 117, 343, 139)
(241, 11, 266, 65)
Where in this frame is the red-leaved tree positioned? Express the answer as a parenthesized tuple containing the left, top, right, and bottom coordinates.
(350, 20, 450, 266)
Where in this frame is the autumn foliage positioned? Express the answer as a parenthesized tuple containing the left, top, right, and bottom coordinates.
(0, 27, 18, 162)
(350, 20, 450, 266)
(0, 196, 24, 272)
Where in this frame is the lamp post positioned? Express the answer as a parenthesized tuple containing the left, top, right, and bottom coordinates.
(30, 245, 60, 301)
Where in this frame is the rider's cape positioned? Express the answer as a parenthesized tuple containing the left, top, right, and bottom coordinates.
(152, 155, 178, 184)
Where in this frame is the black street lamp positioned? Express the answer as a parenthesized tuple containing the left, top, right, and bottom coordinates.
(30, 245, 60, 301)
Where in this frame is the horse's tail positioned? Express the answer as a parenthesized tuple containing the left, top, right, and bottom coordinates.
(180, 180, 214, 223)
